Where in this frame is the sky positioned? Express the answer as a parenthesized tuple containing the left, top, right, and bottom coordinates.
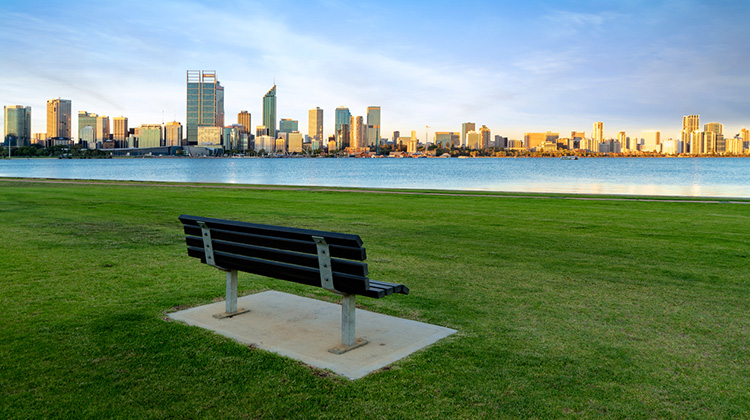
(1, 0, 749, 141)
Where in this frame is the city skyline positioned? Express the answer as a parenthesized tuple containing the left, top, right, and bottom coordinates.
(1, 0, 749, 139)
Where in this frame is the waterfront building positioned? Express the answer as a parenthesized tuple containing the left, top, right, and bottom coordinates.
(392, 131, 400, 144)
(617, 131, 627, 151)
(681, 114, 699, 153)
(661, 138, 677, 155)
(96, 115, 110, 143)
(279, 118, 298, 134)
(406, 131, 418, 154)
(479, 125, 491, 149)
(186, 70, 224, 145)
(704, 123, 724, 154)
(690, 131, 704, 155)
(165, 122, 183, 147)
(467, 131, 480, 150)
(255, 135, 274, 153)
(725, 136, 744, 155)
(78, 111, 97, 145)
(461, 122, 476, 147)
(335, 107, 351, 148)
(197, 126, 221, 146)
(366, 106, 380, 147)
(641, 130, 661, 152)
(113, 117, 128, 142)
(4, 105, 31, 147)
(308, 107, 323, 144)
(349, 116, 365, 149)
(434, 132, 460, 148)
(741, 128, 749, 151)
(288, 132, 303, 153)
(262, 85, 277, 137)
(593, 122, 604, 143)
(47, 98, 72, 141)
(136, 124, 163, 148)
(494, 135, 508, 149)
(506, 139, 524, 150)
(223, 125, 245, 150)
(238, 111, 251, 134)
(80, 126, 94, 146)
(524, 131, 558, 150)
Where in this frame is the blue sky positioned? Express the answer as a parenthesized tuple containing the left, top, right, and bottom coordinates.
(1, 0, 748, 140)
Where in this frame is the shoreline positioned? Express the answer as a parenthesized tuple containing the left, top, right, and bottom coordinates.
(2, 177, 749, 204)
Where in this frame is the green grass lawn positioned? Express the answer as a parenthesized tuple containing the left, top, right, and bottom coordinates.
(1, 180, 749, 419)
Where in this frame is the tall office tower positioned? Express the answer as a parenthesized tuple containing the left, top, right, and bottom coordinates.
(593, 122, 604, 142)
(366, 106, 381, 147)
(617, 131, 627, 151)
(335, 106, 351, 148)
(238, 111, 251, 133)
(113, 117, 128, 141)
(479, 125, 491, 149)
(349, 116, 365, 149)
(461, 122, 476, 147)
(681, 114, 699, 153)
(279, 118, 298, 134)
(690, 131, 704, 155)
(4, 105, 31, 147)
(641, 130, 661, 153)
(392, 131, 400, 144)
(165, 121, 183, 146)
(308, 107, 323, 143)
(704, 123, 724, 153)
(186, 70, 224, 145)
(47, 98, 72, 140)
(741, 128, 749, 151)
(263, 85, 277, 137)
(96, 115, 110, 142)
(78, 111, 97, 142)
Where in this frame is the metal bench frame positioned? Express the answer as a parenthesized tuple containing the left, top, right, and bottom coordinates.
(192, 219, 385, 354)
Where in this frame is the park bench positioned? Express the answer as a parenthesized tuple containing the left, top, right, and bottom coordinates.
(178, 214, 410, 353)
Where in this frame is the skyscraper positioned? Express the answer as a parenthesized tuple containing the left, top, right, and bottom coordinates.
(113, 117, 128, 142)
(366, 106, 381, 147)
(96, 115, 110, 142)
(593, 122, 604, 142)
(461, 122, 475, 147)
(335, 107, 351, 148)
(682, 114, 699, 153)
(238, 111, 251, 134)
(186, 70, 224, 145)
(479, 125, 491, 149)
(263, 85, 277, 137)
(349, 116, 365, 149)
(308, 107, 323, 144)
(165, 122, 183, 147)
(47, 98, 72, 141)
(4, 105, 31, 147)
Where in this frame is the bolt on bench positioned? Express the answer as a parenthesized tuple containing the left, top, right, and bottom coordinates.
(179, 215, 410, 354)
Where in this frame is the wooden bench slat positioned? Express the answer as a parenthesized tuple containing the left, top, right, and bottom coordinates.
(180, 215, 363, 248)
(183, 225, 367, 261)
(185, 236, 369, 277)
(187, 247, 373, 295)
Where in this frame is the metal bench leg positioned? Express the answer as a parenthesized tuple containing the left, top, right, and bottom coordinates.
(213, 269, 250, 319)
(329, 294, 368, 354)
(226, 269, 238, 314)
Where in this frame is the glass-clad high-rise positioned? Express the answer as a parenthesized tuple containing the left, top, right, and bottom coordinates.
(263, 85, 277, 137)
(186, 70, 224, 145)
(335, 106, 351, 148)
(4, 105, 31, 147)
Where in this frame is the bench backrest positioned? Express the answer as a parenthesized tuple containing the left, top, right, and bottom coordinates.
(179, 215, 373, 296)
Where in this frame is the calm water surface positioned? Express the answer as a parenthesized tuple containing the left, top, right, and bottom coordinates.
(1, 157, 749, 198)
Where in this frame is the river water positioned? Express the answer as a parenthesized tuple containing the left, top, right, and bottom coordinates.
(1, 157, 749, 198)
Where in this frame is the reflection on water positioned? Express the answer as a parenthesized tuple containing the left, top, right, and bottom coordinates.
(1, 157, 748, 198)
